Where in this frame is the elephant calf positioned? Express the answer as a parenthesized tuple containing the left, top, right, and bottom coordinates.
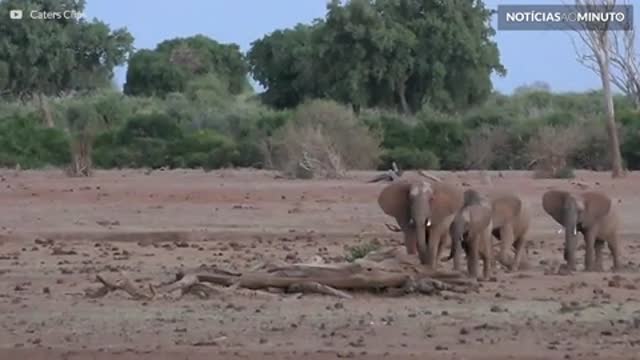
(542, 190, 620, 272)
(448, 190, 531, 273)
(451, 196, 495, 280)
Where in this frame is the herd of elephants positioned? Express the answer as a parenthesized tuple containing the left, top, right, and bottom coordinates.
(376, 174, 620, 279)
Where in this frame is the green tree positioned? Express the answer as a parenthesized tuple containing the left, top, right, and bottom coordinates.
(123, 50, 188, 97)
(247, 0, 504, 113)
(248, 23, 325, 109)
(0, 0, 133, 126)
(124, 35, 249, 97)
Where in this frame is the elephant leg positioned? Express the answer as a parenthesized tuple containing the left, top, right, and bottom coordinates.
(607, 236, 621, 272)
(499, 224, 515, 269)
(452, 235, 463, 272)
(584, 230, 597, 272)
(594, 238, 605, 272)
(449, 215, 465, 272)
(565, 230, 579, 272)
(438, 231, 451, 261)
(482, 232, 493, 280)
(427, 224, 447, 270)
(510, 235, 527, 272)
(467, 233, 479, 279)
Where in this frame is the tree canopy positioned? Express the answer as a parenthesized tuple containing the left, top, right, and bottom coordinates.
(0, 0, 134, 99)
(248, 0, 505, 113)
(124, 35, 249, 97)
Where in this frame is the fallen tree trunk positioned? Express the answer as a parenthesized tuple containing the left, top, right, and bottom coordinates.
(86, 246, 478, 300)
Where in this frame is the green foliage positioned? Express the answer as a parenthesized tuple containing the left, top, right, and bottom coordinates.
(124, 35, 248, 98)
(169, 129, 238, 170)
(363, 108, 463, 169)
(93, 112, 182, 169)
(0, 0, 133, 98)
(123, 50, 187, 97)
(2, 1, 636, 176)
(248, 0, 504, 113)
(248, 24, 323, 109)
(619, 110, 640, 169)
(0, 87, 639, 172)
(66, 101, 101, 135)
(92, 112, 242, 170)
(380, 147, 440, 170)
(0, 113, 70, 168)
(415, 109, 466, 169)
(344, 241, 381, 262)
(119, 113, 183, 141)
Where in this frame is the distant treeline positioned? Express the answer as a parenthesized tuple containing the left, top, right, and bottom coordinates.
(0, 0, 638, 177)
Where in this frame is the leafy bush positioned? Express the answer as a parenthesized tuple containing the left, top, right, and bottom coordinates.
(364, 108, 462, 169)
(93, 113, 183, 169)
(619, 110, 640, 169)
(169, 129, 238, 170)
(415, 111, 466, 169)
(379, 147, 440, 170)
(119, 112, 183, 142)
(0, 114, 70, 168)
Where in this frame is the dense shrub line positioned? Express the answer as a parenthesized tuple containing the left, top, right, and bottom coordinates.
(1, 90, 640, 174)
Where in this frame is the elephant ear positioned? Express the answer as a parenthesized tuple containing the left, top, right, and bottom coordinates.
(491, 193, 522, 224)
(463, 189, 484, 207)
(430, 182, 464, 220)
(580, 191, 612, 228)
(467, 204, 492, 236)
(378, 180, 412, 226)
(542, 190, 571, 225)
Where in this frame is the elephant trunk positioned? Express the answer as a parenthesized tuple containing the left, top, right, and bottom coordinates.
(403, 227, 418, 254)
(410, 194, 430, 265)
(563, 198, 579, 270)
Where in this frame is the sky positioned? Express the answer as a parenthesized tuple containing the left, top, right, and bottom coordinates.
(83, 0, 639, 95)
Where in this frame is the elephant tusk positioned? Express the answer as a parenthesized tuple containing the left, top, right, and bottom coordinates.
(426, 219, 431, 226)
(557, 228, 564, 234)
(573, 227, 577, 235)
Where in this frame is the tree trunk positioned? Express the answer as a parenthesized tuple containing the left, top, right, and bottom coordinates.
(67, 135, 93, 177)
(596, 35, 625, 178)
(631, 89, 640, 111)
(352, 103, 361, 116)
(37, 93, 54, 128)
(397, 80, 409, 114)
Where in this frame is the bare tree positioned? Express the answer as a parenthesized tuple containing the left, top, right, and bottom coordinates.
(572, 0, 640, 108)
(569, 0, 628, 177)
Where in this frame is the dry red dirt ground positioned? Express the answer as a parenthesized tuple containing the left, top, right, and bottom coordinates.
(1, 168, 640, 360)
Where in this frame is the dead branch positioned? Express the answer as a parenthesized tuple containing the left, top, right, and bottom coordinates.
(287, 282, 353, 299)
(367, 162, 402, 183)
(87, 272, 154, 300)
(368, 171, 400, 183)
(158, 273, 222, 299)
(86, 247, 477, 301)
(418, 170, 442, 182)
